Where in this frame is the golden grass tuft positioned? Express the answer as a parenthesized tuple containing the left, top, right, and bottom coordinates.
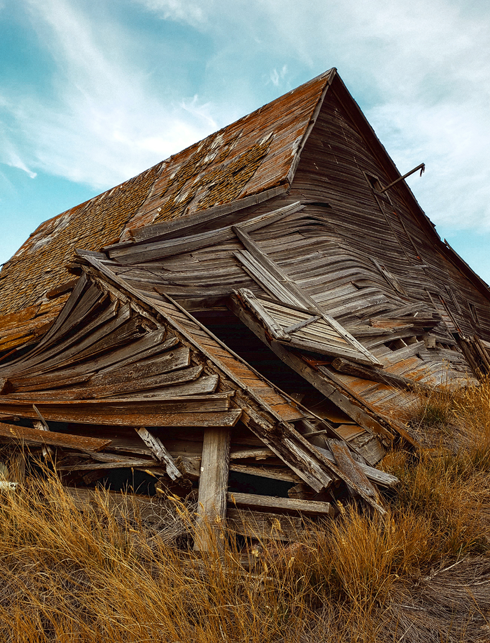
(1, 380, 490, 640)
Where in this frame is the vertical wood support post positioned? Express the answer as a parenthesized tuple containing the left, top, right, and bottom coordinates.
(194, 427, 231, 552)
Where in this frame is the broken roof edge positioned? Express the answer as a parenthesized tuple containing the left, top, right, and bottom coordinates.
(1, 163, 167, 270)
(285, 67, 337, 186)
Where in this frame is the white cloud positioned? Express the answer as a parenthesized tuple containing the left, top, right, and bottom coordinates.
(182, 0, 490, 232)
(0, 0, 217, 189)
(133, 0, 207, 28)
(3, 0, 490, 236)
(269, 65, 288, 87)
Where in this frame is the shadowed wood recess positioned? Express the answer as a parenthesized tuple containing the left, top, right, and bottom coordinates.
(0, 68, 489, 533)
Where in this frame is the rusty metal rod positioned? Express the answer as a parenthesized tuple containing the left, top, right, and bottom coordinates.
(379, 163, 425, 193)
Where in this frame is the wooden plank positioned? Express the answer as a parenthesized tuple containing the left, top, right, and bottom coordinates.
(284, 315, 321, 334)
(229, 463, 300, 482)
(312, 444, 398, 488)
(230, 448, 276, 461)
(195, 427, 231, 552)
(235, 251, 299, 306)
(0, 422, 111, 451)
(135, 427, 181, 480)
(279, 337, 376, 365)
(16, 304, 135, 376)
(237, 289, 290, 340)
(89, 346, 191, 387)
(331, 357, 432, 392)
(329, 439, 379, 498)
(57, 459, 160, 471)
(113, 374, 219, 399)
(129, 186, 291, 244)
(1, 394, 231, 413)
(93, 334, 178, 375)
(233, 227, 380, 365)
(0, 403, 243, 427)
(11, 366, 204, 400)
(14, 293, 115, 374)
(33, 405, 53, 458)
(226, 508, 304, 541)
(227, 492, 334, 516)
(24, 273, 88, 353)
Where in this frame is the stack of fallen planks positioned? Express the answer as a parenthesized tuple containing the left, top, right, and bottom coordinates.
(0, 267, 399, 546)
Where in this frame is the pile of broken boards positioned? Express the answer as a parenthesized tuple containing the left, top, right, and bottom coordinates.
(0, 260, 401, 549)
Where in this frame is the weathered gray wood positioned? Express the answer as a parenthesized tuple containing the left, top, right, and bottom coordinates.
(230, 447, 277, 461)
(129, 186, 291, 244)
(278, 336, 376, 365)
(14, 295, 116, 375)
(57, 459, 159, 471)
(227, 508, 305, 541)
(9, 366, 205, 401)
(135, 427, 181, 480)
(25, 273, 88, 354)
(228, 292, 392, 462)
(227, 492, 335, 516)
(195, 427, 231, 552)
(233, 227, 381, 365)
(233, 229, 311, 308)
(0, 422, 111, 451)
(0, 401, 243, 427)
(328, 439, 379, 498)
(89, 346, 191, 387)
(229, 463, 300, 483)
(312, 445, 399, 488)
(234, 251, 299, 306)
(331, 357, 432, 392)
(238, 289, 290, 340)
(94, 334, 178, 375)
(33, 405, 53, 458)
(283, 315, 321, 334)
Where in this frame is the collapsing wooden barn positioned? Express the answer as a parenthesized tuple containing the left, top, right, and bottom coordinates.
(0, 68, 489, 540)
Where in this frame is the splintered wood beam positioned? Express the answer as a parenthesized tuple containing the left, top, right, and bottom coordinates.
(194, 427, 231, 552)
(0, 402, 242, 427)
(227, 492, 335, 517)
(237, 289, 290, 341)
(57, 459, 159, 471)
(135, 427, 181, 481)
(229, 464, 300, 483)
(328, 439, 379, 499)
(241, 407, 334, 493)
(0, 422, 111, 452)
(312, 445, 399, 489)
(331, 357, 432, 392)
(33, 404, 53, 458)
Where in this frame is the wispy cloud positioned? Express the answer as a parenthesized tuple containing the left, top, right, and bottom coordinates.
(269, 65, 288, 87)
(133, 0, 208, 28)
(2, 0, 490, 237)
(0, 0, 217, 189)
(134, 0, 490, 231)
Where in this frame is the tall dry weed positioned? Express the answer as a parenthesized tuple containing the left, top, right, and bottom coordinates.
(0, 381, 490, 641)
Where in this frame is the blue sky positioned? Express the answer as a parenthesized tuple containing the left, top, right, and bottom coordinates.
(1, 0, 490, 282)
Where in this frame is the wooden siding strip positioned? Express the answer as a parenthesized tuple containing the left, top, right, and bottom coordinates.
(228, 492, 335, 517)
(0, 421, 111, 451)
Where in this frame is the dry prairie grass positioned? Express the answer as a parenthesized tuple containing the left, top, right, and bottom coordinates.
(1, 381, 490, 641)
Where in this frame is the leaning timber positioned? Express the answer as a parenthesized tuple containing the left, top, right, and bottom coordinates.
(0, 68, 489, 542)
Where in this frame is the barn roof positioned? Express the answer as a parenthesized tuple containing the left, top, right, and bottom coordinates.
(0, 70, 332, 319)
